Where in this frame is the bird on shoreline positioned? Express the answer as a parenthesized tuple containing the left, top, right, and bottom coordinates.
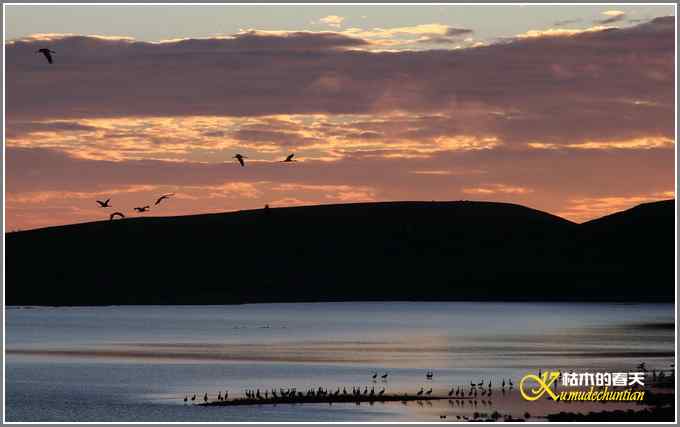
(134, 206, 150, 212)
(96, 199, 111, 208)
(36, 48, 55, 64)
(233, 154, 247, 167)
(282, 153, 296, 162)
(155, 194, 174, 205)
(109, 212, 125, 220)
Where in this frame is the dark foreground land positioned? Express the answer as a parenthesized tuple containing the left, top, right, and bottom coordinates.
(6, 199, 674, 305)
(547, 389, 675, 422)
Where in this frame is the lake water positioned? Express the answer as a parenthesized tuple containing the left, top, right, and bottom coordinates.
(5, 302, 675, 422)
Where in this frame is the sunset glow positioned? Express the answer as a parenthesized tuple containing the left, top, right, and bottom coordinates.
(5, 5, 675, 230)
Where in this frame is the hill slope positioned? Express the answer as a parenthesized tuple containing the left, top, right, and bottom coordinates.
(5, 200, 674, 305)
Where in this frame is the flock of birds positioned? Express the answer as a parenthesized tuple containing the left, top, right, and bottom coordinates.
(182, 371, 516, 406)
(96, 193, 175, 221)
(36, 45, 300, 222)
(96, 153, 297, 221)
(94, 152, 297, 220)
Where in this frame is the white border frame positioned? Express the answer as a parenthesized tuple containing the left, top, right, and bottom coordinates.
(2, 2, 677, 424)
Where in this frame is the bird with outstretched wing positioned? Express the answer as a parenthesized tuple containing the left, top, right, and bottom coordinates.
(36, 48, 55, 64)
(155, 194, 174, 205)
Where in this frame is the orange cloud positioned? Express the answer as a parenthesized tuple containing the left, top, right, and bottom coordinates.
(462, 184, 533, 195)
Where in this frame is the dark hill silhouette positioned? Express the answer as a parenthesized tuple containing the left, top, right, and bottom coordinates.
(6, 200, 674, 305)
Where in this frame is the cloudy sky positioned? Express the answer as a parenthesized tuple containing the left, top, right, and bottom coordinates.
(5, 4, 676, 230)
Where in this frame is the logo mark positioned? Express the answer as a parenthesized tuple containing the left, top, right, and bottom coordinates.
(520, 371, 560, 401)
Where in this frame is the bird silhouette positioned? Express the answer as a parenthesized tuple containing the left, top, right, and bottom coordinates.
(109, 212, 125, 220)
(381, 373, 388, 380)
(233, 154, 247, 167)
(155, 194, 174, 205)
(425, 388, 433, 396)
(183, 395, 188, 402)
(372, 372, 378, 380)
(36, 48, 55, 64)
(96, 199, 111, 208)
(282, 153, 296, 162)
(134, 206, 150, 212)
(191, 394, 196, 402)
(416, 387, 424, 396)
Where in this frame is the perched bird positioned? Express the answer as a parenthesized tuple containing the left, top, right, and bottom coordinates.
(203, 393, 208, 402)
(134, 206, 150, 212)
(155, 193, 174, 205)
(191, 394, 196, 402)
(372, 372, 378, 380)
(183, 395, 188, 403)
(381, 373, 388, 380)
(36, 48, 55, 64)
(282, 153, 296, 162)
(417, 387, 424, 396)
(109, 212, 125, 220)
(425, 388, 433, 396)
(96, 199, 111, 208)
(233, 153, 247, 167)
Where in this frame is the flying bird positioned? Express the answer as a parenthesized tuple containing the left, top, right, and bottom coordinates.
(134, 206, 150, 212)
(233, 154, 247, 167)
(282, 153, 296, 162)
(155, 194, 174, 205)
(36, 48, 55, 64)
(109, 212, 125, 220)
(96, 199, 111, 208)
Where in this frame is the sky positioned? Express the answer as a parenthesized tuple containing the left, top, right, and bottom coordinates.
(4, 4, 677, 230)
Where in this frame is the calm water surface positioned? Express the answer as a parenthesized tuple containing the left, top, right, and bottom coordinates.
(5, 302, 675, 421)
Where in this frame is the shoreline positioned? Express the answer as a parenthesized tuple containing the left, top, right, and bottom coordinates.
(199, 393, 453, 407)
